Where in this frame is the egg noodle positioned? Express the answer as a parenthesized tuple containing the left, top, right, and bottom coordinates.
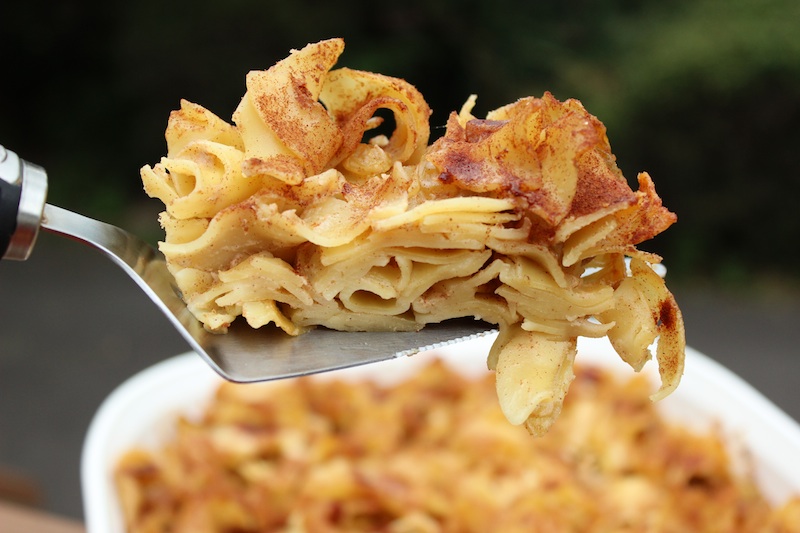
(114, 362, 800, 532)
(142, 38, 685, 435)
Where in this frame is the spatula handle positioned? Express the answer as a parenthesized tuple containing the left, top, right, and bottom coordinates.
(0, 164, 21, 256)
(0, 145, 48, 261)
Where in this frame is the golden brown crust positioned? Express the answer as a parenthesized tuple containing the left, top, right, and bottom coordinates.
(426, 92, 676, 249)
(114, 363, 799, 532)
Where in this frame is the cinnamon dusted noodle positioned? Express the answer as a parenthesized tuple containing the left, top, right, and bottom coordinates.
(142, 38, 685, 435)
(114, 363, 800, 532)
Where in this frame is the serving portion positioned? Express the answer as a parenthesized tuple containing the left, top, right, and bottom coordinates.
(83, 339, 800, 533)
(142, 38, 684, 434)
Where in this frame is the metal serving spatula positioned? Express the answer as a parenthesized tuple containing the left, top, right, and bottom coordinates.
(0, 145, 496, 382)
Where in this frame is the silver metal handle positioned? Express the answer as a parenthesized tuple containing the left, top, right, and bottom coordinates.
(0, 145, 48, 260)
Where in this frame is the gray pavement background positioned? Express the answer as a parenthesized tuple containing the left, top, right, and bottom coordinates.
(1, 232, 799, 520)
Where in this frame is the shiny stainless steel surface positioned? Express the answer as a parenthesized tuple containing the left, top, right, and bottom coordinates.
(1, 146, 496, 382)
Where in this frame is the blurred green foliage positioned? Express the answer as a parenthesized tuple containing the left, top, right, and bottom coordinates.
(2, 0, 798, 282)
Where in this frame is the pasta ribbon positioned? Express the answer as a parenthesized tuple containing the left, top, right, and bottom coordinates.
(142, 38, 686, 435)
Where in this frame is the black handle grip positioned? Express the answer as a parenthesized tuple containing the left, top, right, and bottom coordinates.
(0, 177, 22, 257)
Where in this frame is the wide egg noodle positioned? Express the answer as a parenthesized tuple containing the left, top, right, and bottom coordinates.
(142, 38, 686, 435)
(319, 67, 431, 167)
(233, 39, 345, 184)
(491, 325, 577, 436)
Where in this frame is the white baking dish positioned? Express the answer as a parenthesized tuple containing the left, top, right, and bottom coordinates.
(81, 335, 800, 532)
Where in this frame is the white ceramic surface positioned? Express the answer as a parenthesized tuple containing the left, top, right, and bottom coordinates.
(81, 335, 800, 533)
